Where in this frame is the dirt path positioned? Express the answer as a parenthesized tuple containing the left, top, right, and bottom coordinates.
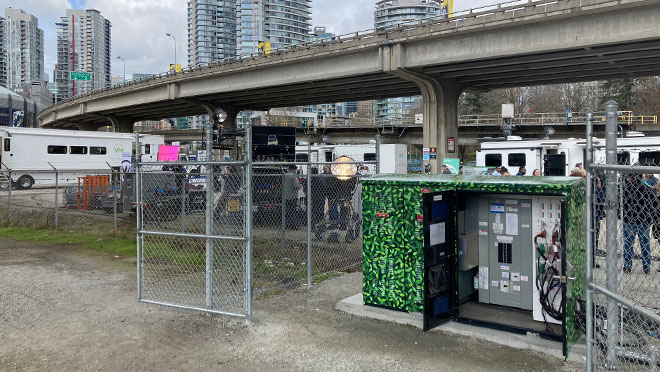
(0, 239, 582, 371)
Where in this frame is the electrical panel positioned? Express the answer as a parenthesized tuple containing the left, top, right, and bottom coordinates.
(477, 197, 533, 310)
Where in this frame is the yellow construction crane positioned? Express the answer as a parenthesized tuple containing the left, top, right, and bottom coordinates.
(442, 0, 454, 17)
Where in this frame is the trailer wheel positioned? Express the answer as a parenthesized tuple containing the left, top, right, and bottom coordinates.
(16, 175, 34, 190)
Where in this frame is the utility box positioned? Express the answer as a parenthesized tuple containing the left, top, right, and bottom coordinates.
(361, 174, 585, 356)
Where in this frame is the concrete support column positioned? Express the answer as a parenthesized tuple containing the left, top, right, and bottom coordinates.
(382, 43, 460, 174)
(106, 116, 135, 133)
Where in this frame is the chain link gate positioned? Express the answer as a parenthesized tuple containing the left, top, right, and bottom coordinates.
(586, 103, 660, 371)
(135, 128, 253, 322)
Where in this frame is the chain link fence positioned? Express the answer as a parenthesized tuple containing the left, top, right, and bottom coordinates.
(137, 161, 248, 317)
(0, 168, 135, 237)
(586, 104, 660, 371)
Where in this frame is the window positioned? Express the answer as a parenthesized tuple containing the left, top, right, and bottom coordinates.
(90, 146, 107, 155)
(639, 151, 660, 166)
(47, 145, 67, 154)
(144, 144, 151, 155)
(508, 153, 526, 167)
(485, 154, 502, 167)
(3, 138, 9, 152)
(70, 146, 88, 155)
(295, 153, 308, 162)
(364, 153, 377, 162)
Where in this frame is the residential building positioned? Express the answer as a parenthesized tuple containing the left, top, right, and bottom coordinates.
(236, 0, 312, 55)
(54, 9, 111, 99)
(187, 0, 237, 66)
(0, 8, 44, 91)
(374, 0, 444, 126)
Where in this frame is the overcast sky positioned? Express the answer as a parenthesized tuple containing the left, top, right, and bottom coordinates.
(0, 0, 500, 80)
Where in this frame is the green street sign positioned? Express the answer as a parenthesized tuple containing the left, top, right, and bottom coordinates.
(70, 71, 91, 81)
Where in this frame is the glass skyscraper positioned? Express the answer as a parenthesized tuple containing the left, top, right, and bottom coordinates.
(54, 9, 111, 100)
(187, 0, 237, 66)
(0, 8, 44, 92)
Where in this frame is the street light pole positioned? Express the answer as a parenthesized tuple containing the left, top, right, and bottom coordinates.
(116, 56, 125, 83)
(165, 33, 177, 71)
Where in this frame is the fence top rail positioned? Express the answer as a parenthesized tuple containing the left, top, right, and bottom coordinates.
(253, 161, 378, 166)
(589, 283, 660, 326)
(140, 161, 248, 167)
(589, 163, 660, 174)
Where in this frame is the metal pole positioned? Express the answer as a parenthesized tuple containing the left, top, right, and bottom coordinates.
(112, 170, 117, 234)
(585, 111, 594, 372)
(7, 169, 11, 225)
(605, 100, 619, 371)
(375, 134, 381, 174)
(49, 163, 59, 230)
(181, 171, 186, 233)
(281, 171, 286, 259)
(135, 132, 142, 300)
(245, 122, 253, 325)
(307, 139, 312, 289)
(205, 120, 215, 310)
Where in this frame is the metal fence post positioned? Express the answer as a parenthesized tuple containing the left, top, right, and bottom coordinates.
(205, 121, 215, 310)
(585, 111, 594, 372)
(135, 132, 142, 300)
(48, 163, 59, 230)
(7, 168, 11, 225)
(106, 162, 117, 234)
(307, 138, 312, 289)
(605, 100, 619, 370)
(181, 171, 186, 233)
(245, 122, 253, 325)
(375, 134, 381, 174)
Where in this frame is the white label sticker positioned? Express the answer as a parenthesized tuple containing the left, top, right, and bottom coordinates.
(479, 267, 489, 289)
(493, 223, 504, 232)
(433, 195, 443, 201)
(497, 235, 514, 244)
(495, 214, 502, 224)
(521, 202, 531, 208)
(500, 264, 510, 271)
(479, 221, 488, 227)
(521, 275, 529, 282)
(429, 222, 446, 246)
(511, 273, 520, 282)
(479, 230, 488, 236)
(505, 200, 518, 205)
(522, 224, 530, 228)
(500, 280, 509, 293)
(491, 204, 505, 213)
(502, 272, 510, 279)
(506, 207, 518, 213)
(491, 280, 499, 287)
(505, 213, 519, 236)
(513, 285, 521, 292)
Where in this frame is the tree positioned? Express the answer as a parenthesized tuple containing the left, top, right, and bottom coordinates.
(599, 78, 637, 111)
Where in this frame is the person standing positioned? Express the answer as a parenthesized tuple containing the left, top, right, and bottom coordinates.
(532, 169, 541, 176)
(282, 165, 301, 229)
(516, 167, 527, 176)
(441, 164, 452, 174)
(622, 173, 657, 274)
(491, 166, 502, 176)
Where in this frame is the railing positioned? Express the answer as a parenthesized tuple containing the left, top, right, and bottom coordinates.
(40, 0, 647, 118)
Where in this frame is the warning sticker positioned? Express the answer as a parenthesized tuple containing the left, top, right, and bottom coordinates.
(479, 267, 489, 289)
(521, 275, 529, 282)
(513, 285, 521, 292)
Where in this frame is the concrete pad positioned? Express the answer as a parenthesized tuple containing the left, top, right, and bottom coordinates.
(336, 293, 587, 364)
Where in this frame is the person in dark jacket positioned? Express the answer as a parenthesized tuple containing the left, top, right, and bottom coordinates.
(622, 173, 657, 274)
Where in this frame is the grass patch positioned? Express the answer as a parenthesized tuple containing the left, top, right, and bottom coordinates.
(312, 271, 344, 285)
(0, 226, 136, 256)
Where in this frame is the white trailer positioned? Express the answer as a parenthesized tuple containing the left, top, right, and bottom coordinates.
(296, 144, 408, 174)
(0, 127, 164, 189)
(476, 137, 586, 176)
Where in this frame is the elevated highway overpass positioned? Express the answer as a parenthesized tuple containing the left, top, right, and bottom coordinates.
(38, 0, 660, 172)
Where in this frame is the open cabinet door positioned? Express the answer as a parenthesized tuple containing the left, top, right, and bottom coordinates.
(423, 191, 458, 331)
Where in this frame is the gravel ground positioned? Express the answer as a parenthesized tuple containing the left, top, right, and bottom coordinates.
(0, 238, 582, 372)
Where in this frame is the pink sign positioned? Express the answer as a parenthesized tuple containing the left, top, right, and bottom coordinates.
(158, 145, 179, 162)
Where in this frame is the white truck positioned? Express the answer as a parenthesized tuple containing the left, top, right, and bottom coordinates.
(0, 127, 164, 189)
